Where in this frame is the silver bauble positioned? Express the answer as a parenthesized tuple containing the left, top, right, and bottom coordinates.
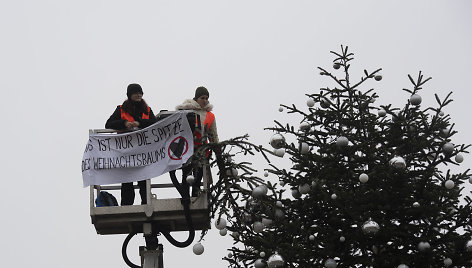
(260, 251, 266, 258)
(309, 235, 315, 241)
(359, 173, 369, 183)
(274, 148, 285, 157)
(325, 258, 337, 268)
(215, 218, 227, 230)
(252, 186, 267, 198)
(299, 142, 310, 154)
(418, 241, 431, 251)
(362, 220, 380, 235)
(231, 232, 240, 239)
(298, 183, 311, 194)
(219, 228, 227, 236)
(390, 156, 406, 169)
(374, 74, 382, 81)
(339, 236, 346, 242)
(410, 94, 422, 106)
(276, 200, 283, 207)
(270, 134, 285, 149)
(336, 136, 349, 147)
(253, 221, 265, 233)
(442, 142, 454, 155)
(444, 258, 452, 267)
(306, 98, 315, 108)
(192, 243, 204, 255)
(186, 175, 195, 185)
(455, 153, 464, 163)
(441, 128, 451, 138)
(268, 252, 284, 268)
(291, 188, 301, 199)
(397, 264, 408, 268)
(299, 122, 310, 131)
(320, 99, 330, 109)
(275, 209, 284, 219)
(466, 239, 472, 251)
(331, 193, 337, 200)
(378, 109, 386, 117)
(445, 180, 455, 189)
(226, 168, 238, 176)
(278, 107, 283, 112)
(255, 258, 266, 268)
(264, 171, 269, 177)
(413, 202, 420, 208)
(333, 63, 341, 69)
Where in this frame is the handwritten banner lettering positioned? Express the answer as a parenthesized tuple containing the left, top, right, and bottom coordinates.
(81, 111, 193, 187)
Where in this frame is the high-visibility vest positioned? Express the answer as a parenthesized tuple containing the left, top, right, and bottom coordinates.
(120, 105, 150, 122)
(195, 111, 215, 146)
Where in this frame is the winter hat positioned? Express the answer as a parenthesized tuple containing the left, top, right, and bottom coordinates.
(194, 86, 209, 100)
(127, 83, 143, 99)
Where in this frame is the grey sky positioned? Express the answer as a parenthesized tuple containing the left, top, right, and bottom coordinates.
(1, 1, 471, 267)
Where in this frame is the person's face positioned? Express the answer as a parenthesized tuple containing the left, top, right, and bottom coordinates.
(196, 95, 209, 108)
(130, 92, 143, 102)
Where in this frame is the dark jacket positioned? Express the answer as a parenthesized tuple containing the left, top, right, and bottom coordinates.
(105, 102, 157, 130)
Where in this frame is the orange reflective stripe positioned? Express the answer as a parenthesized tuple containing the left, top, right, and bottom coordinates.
(120, 105, 150, 121)
(203, 111, 215, 129)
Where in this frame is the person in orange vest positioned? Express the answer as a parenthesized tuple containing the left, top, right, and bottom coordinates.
(105, 83, 157, 205)
(176, 86, 219, 196)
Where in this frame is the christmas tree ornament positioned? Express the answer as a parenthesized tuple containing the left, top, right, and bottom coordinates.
(441, 128, 451, 138)
(397, 264, 408, 268)
(279, 181, 285, 187)
(443, 258, 452, 267)
(274, 148, 285, 157)
(219, 228, 227, 236)
(231, 232, 240, 239)
(455, 153, 464, 163)
(389, 156, 406, 169)
(260, 252, 266, 258)
(444, 180, 455, 189)
(324, 258, 337, 268)
(298, 183, 311, 194)
(309, 235, 315, 241)
(339, 236, 346, 242)
(267, 252, 284, 268)
(374, 74, 382, 81)
(331, 193, 337, 200)
(418, 241, 430, 251)
(253, 221, 265, 233)
(254, 259, 265, 268)
(252, 185, 267, 198)
(362, 220, 380, 235)
(226, 168, 238, 177)
(264, 171, 269, 177)
(299, 122, 310, 131)
(469, 177, 472, 184)
(333, 62, 341, 69)
(186, 175, 195, 185)
(262, 218, 273, 226)
(378, 109, 386, 117)
(442, 143, 454, 155)
(466, 239, 472, 251)
(299, 142, 310, 154)
(215, 218, 227, 230)
(278, 106, 283, 112)
(307, 98, 315, 108)
(276, 201, 283, 207)
(291, 188, 302, 199)
(275, 209, 284, 219)
(439, 110, 445, 116)
(228, 253, 233, 258)
(336, 136, 349, 147)
(413, 202, 420, 208)
(359, 173, 369, 183)
(193, 243, 204, 255)
(270, 134, 286, 149)
(410, 94, 422, 106)
(320, 99, 330, 109)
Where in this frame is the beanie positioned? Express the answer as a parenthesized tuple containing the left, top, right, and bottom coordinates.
(127, 83, 143, 99)
(194, 86, 209, 100)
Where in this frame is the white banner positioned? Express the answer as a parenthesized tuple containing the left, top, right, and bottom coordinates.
(81, 111, 194, 187)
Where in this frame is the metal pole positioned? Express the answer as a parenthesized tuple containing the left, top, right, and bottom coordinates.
(141, 245, 163, 268)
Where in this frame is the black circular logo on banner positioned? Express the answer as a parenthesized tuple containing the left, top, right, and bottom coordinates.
(168, 136, 189, 160)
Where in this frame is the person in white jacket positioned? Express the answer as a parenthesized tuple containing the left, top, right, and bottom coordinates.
(176, 86, 219, 196)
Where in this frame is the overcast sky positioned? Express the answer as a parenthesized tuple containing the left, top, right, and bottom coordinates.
(1, 1, 471, 267)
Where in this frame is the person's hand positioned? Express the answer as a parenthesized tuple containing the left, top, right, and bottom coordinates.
(124, 121, 134, 129)
(131, 121, 140, 128)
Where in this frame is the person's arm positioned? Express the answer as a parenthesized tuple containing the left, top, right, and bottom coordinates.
(208, 118, 219, 143)
(137, 108, 157, 128)
(105, 106, 127, 130)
